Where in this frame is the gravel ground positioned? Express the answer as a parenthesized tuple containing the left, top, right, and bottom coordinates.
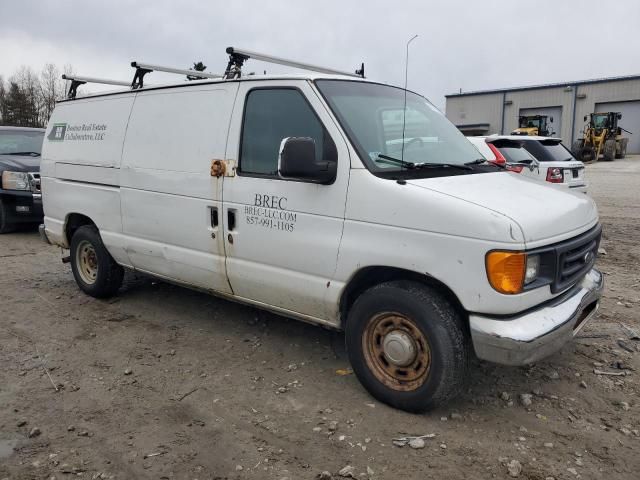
(1, 157, 639, 480)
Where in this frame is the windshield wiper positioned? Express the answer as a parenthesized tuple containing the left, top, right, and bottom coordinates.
(377, 154, 415, 169)
(415, 162, 472, 171)
(378, 154, 472, 170)
(465, 158, 506, 169)
(0, 151, 41, 156)
(464, 159, 488, 165)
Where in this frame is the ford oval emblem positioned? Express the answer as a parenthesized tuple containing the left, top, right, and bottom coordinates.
(584, 251, 594, 263)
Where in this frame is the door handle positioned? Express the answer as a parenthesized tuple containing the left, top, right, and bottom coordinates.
(208, 206, 218, 239)
(227, 209, 236, 231)
(210, 207, 219, 228)
(227, 209, 236, 244)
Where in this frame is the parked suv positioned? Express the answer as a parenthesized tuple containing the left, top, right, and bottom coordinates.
(40, 75, 603, 412)
(0, 126, 45, 233)
(469, 136, 587, 193)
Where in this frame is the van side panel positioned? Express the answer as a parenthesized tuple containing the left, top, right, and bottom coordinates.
(42, 96, 135, 168)
(41, 95, 136, 265)
(119, 85, 239, 292)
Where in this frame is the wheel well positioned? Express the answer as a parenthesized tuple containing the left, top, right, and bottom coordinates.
(339, 266, 467, 328)
(65, 213, 96, 245)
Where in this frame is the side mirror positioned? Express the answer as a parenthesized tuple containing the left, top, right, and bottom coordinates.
(617, 113, 622, 120)
(278, 137, 336, 184)
(550, 116, 554, 123)
(583, 115, 588, 122)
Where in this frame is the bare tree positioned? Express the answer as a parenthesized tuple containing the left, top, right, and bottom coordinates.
(40, 64, 63, 122)
(0, 64, 74, 127)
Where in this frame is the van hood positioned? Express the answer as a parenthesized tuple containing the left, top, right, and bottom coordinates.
(406, 172, 598, 246)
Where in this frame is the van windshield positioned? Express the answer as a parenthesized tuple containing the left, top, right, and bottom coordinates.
(315, 80, 483, 174)
(0, 130, 44, 155)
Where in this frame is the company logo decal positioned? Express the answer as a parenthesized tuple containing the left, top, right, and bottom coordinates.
(47, 122, 107, 142)
(584, 251, 594, 264)
(47, 123, 67, 141)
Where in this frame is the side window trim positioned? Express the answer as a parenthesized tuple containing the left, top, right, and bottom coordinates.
(237, 86, 337, 181)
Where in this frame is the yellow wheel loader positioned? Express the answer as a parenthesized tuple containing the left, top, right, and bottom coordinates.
(571, 112, 631, 162)
(511, 115, 554, 136)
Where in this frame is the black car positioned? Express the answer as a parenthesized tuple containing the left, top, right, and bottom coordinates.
(0, 126, 45, 233)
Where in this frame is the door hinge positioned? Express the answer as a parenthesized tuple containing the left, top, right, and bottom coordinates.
(211, 159, 237, 178)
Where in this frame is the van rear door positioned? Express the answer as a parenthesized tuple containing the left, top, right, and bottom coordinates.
(221, 81, 350, 321)
(120, 83, 239, 292)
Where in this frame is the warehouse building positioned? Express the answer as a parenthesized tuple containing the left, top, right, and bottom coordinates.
(445, 74, 640, 154)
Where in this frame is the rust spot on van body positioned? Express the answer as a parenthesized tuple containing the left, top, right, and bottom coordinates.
(210, 159, 226, 178)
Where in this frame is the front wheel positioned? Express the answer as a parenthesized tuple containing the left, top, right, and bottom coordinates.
(70, 225, 124, 298)
(345, 281, 469, 412)
(0, 198, 16, 234)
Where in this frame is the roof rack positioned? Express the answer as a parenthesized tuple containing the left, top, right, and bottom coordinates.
(223, 47, 364, 80)
(63, 48, 365, 100)
(62, 74, 131, 99)
(130, 61, 222, 89)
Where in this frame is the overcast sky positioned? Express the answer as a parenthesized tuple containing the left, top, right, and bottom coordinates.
(1, 0, 638, 108)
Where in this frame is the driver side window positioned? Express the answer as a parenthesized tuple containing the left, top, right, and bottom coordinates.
(239, 88, 336, 176)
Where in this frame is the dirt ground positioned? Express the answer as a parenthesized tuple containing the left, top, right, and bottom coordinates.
(1, 157, 639, 480)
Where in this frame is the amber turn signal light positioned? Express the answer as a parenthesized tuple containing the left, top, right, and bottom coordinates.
(486, 251, 526, 294)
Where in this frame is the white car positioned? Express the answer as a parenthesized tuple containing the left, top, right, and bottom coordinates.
(39, 52, 603, 412)
(468, 136, 588, 193)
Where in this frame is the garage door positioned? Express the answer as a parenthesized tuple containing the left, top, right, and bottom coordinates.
(519, 107, 562, 138)
(596, 101, 640, 154)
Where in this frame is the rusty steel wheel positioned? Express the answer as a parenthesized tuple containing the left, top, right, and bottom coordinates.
(362, 312, 431, 391)
(346, 280, 469, 412)
(70, 225, 124, 298)
(76, 240, 99, 285)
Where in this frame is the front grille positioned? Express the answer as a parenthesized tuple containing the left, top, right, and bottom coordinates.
(553, 225, 601, 293)
(28, 172, 41, 194)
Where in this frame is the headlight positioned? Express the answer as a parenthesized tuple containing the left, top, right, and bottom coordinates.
(524, 254, 540, 285)
(2, 171, 30, 191)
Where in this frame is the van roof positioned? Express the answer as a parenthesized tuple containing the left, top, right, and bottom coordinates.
(59, 72, 373, 103)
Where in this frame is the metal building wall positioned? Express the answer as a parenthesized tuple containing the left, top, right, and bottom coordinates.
(445, 77, 640, 151)
(573, 79, 640, 150)
(502, 86, 572, 139)
(445, 93, 503, 135)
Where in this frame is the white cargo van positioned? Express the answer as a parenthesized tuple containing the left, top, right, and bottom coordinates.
(40, 53, 603, 411)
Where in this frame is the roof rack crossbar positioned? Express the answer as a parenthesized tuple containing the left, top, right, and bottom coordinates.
(130, 61, 223, 89)
(62, 74, 131, 99)
(224, 47, 365, 80)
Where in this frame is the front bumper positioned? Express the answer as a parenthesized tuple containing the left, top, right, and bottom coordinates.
(469, 268, 603, 366)
(0, 189, 43, 223)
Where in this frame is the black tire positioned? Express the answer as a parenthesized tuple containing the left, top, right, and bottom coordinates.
(70, 225, 123, 298)
(0, 198, 16, 234)
(617, 139, 628, 159)
(345, 280, 469, 412)
(581, 146, 596, 163)
(570, 140, 584, 159)
(602, 139, 616, 161)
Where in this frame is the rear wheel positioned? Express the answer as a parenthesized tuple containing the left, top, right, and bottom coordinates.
(345, 281, 469, 412)
(70, 225, 123, 298)
(616, 138, 628, 159)
(602, 139, 616, 161)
